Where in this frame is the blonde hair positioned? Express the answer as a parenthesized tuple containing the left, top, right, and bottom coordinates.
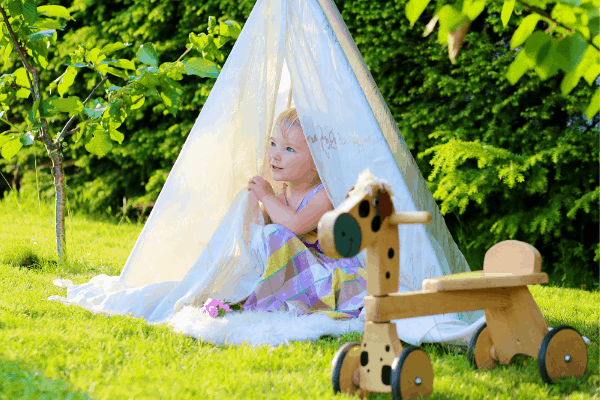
(272, 107, 321, 184)
(274, 107, 302, 141)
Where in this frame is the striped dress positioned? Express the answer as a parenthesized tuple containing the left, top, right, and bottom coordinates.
(243, 183, 366, 319)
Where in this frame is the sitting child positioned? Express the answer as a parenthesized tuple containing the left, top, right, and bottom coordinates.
(244, 107, 366, 319)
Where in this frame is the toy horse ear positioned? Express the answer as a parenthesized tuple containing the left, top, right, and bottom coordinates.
(344, 186, 355, 200)
(379, 189, 393, 220)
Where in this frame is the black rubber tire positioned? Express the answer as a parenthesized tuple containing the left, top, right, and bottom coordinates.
(390, 345, 431, 400)
(538, 325, 588, 384)
(467, 323, 488, 369)
(331, 341, 360, 394)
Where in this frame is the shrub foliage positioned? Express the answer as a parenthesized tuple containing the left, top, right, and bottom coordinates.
(1, 0, 597, 289)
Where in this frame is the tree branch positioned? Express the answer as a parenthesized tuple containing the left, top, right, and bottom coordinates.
(55, 75, 108, 144)
(0, 6, 36, 74)
(514, 0, 600, 52)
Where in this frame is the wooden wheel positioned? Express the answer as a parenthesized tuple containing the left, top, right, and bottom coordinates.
(538, 325, 588, 384)
(390, 345, 434, 400)
(332, 342, 362, 396)
(468, 323, 498, 370)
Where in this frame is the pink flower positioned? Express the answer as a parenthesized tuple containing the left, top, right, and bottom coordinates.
(201, 298, 232, 318)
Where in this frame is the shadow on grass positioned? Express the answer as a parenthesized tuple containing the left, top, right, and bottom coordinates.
(0, 241, 90, 276)
(0, 359, 91, 399)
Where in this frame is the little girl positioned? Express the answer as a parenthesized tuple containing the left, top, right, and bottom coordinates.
(245, 107, 366, 319)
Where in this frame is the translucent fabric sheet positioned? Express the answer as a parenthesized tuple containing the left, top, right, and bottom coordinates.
(49, 0, 485, 346)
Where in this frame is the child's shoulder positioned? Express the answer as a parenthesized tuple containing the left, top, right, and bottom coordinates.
(309, 185, 333, 208)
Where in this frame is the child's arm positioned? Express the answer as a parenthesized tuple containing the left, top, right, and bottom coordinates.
(261, 189, 333, 236)
(259, 200, 272, 225)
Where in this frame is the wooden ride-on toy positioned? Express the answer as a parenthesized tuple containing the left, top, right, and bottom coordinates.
(318, 171, 588, 399)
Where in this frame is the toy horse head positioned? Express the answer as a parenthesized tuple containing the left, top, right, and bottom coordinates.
(318, 169, 432, 260)
(318, 169, 396, 259)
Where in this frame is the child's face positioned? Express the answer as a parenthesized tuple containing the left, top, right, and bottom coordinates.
(268, 123, 316, 183)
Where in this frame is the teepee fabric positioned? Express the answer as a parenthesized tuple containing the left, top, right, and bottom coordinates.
(49, 0, 485, 346)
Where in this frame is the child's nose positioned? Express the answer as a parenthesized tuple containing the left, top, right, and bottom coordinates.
(269, 148, 282, 159)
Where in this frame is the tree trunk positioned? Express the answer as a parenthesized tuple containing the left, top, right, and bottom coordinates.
(1, 6, 68, 263)
(48, 145, 66, 262)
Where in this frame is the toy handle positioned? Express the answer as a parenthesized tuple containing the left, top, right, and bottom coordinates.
(389, 211, 432, 225)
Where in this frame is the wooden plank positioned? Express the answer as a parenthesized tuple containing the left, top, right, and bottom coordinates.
(421, 271, 548, 292)
(364, 288, 515, 322)
(389, 211, 431, 225)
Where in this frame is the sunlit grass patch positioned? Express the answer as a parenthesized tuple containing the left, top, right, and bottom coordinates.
(0, 193, 598, 399)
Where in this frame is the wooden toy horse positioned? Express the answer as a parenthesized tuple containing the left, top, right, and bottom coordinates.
(318, 169, 588, 400)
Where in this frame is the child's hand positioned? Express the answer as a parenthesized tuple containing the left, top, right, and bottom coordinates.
(248, 176, 275, 201)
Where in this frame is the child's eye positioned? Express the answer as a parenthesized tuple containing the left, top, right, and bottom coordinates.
(286, 147, 294, 152)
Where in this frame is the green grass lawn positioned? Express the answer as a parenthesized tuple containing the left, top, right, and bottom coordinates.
(0, 193, 598, 399)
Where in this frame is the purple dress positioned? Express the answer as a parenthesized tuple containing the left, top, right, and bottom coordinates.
(243, 183, 366, 319)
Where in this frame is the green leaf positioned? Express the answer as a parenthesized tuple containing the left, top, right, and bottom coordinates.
(183, 57, 219, 78)
(506, 50, 531, 84)
(219, 21, 242, 39)
(533, 38, 560, 80)
(99, 42, 127, 56)
(20, 132, 34, 146)
(27, 29, 56, 41)
(83, 99, 106, 119)
(65, 62, 87, 68)
(85, 48, 101, 64)
(40, 96, 60, 117)
(16, 88, 30, 98)
(560, 69, 581, 94)
(213, 36, 230, 49)
(208, 15, 217, 31)
(130, 95, 145, 110)
(115, 59, 136, 70)
(22, 0, 36, 24)
(106, 66, 130, 80)
(437, 5, 466, 44)
(189, 32, 209, 52)
(501, 0, 516, 28)
(109, 128, 124, 144)
(37, 5, 71, 20)
(589, 17, 600, 37)
(583, 61, 600, 84)
(555, 34, 588, 72)
(406, 0, 431, 26)
(26, 40, 49, 69)
(585, 87, 599, 120)
(50, 96, 84, 113)
(511, 14, 541, 50)
(1, 138, 23, 159)
(158, 77, 183, 116)
(463, 0, 486, 21)
(522, 31, 550, 67)
(28, 97, 40, 123)
(85, 129, 112, 157)
(7, 0, 23, 18)
(557, 0, 580, 5)
(0, 134, 14, 148)
(58, 66, 78, 97)
(13, 67, 30, 87)
(137, 43, 159, 68)
(32, 18, 64, 30)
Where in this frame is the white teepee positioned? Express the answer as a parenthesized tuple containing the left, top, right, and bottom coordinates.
(49, 0, 485, 347)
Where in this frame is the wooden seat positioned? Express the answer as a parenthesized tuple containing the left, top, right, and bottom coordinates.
(422, 240, 546, 292)
(422, 270, 548, 292)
